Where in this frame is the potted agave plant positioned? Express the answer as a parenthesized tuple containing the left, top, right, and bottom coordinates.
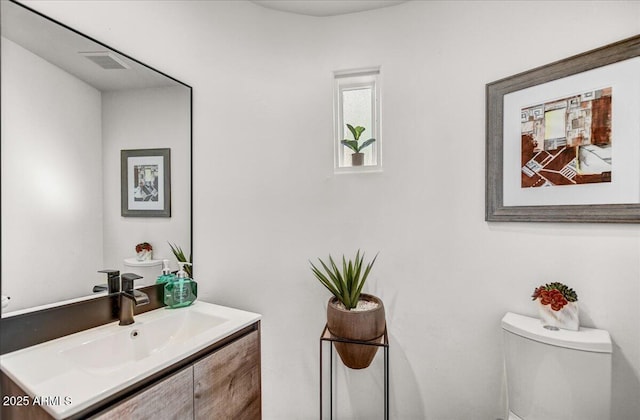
(310, 250, 385, 369)
(341, 123, 376, 166)
(532, 282, 579, 331)
(169, 242, 192, 278)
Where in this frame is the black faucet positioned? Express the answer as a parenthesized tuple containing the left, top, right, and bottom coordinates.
(97, 269, 121, 294)
(119, 273, 150, 326)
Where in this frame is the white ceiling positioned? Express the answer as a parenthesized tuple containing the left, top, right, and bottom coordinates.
(1, 1, 179, 92)
(2, 1, 410, 92)
(251, 0, 409, 17)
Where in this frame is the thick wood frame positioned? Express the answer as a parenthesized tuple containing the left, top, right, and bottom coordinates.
(486, 34, 640, 223)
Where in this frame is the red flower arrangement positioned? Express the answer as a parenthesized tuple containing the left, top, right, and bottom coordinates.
(532, 282, 578, 311)
(135, 242, 152, 253)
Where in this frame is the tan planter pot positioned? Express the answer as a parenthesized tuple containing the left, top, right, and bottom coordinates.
(351, 152, 364, 166)
(326, 294, 386, 369)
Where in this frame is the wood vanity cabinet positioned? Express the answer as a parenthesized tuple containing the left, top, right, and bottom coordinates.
(193, 325, 261, 419)
(95, 325, 261, 420)
(1, 323, 261, 420)
(93, 367, 194, 419)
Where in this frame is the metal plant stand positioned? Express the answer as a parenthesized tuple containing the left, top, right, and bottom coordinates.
(319, 325, 389, 420)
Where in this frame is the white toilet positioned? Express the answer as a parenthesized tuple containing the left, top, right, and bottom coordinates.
(502, 312, 612, 420)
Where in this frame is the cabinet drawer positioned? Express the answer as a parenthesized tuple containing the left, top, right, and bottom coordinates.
(194, 329, 261, 419)
(93, 367, 194, 420)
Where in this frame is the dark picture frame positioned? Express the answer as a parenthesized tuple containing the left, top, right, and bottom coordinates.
(121, 148, 171, 217)
(486, 35, 640, 223)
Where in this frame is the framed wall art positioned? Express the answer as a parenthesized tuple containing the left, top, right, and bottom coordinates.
(121, 148, 171, 217)
(486, 35, 640, 223)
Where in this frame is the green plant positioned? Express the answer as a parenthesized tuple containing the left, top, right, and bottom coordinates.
(309, 250, 378, 310)
(531, 282, 578, 311)
(169, 242, 192, 278)
(341, 124, 376, 154)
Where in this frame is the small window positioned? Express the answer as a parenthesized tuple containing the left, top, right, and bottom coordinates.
(333, 67, 381, 172)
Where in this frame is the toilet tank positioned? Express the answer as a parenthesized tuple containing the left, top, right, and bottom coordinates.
(502, 312, 612, 420)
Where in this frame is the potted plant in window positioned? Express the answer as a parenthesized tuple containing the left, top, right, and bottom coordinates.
(310, 250, 385, 369)
(341, 124, 376, 166)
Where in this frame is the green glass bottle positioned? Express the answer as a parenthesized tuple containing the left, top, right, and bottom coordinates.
(164, 262, 197, 308)
(156, 259, 176, 284)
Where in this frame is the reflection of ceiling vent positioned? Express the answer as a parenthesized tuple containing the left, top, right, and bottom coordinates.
(79, 51, 130, 70)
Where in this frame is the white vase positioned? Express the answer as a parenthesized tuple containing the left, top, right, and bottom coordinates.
(538, 300, 579, 331)
(136, 249, 152, 262)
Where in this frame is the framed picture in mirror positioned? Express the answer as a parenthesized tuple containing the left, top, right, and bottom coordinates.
(121, 148, 171, 217)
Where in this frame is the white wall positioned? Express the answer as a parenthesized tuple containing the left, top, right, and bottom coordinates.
(1, 36, 103, 310)
(20, 1, 640, 419)
(102, 86, 191, 283)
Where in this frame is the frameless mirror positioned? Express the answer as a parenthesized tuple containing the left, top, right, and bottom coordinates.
(1, 1, 192, 314)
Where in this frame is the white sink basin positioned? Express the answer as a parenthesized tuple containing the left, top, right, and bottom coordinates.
(0, 301, 261, 419)
(60, 310, 227, 374)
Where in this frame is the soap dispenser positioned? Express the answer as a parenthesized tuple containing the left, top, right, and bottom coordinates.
(164, 262, 197, 308)
(156, 259, 175, 284)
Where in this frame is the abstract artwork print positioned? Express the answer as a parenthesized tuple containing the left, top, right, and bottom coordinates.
(520, 87, 612, 188)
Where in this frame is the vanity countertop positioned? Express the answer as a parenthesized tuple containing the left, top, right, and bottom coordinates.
(0, 301, 261, 419)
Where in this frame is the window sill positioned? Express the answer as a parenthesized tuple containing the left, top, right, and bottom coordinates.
(334, 165, 383, 175)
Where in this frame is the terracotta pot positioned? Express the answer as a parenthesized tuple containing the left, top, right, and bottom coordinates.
(351, 152, 364, 166)
(327, 294, 386, 369)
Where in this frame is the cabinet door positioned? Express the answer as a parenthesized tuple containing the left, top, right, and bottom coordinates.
(194, 330, 261, 419)
(93, 366, 194, 420)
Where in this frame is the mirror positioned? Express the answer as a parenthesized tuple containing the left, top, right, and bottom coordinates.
(1, 1, 192, 314)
